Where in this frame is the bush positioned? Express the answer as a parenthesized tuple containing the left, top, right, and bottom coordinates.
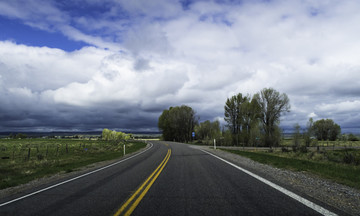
(343, 152, 355, 164)
(195, 140, 203, 144)
(37, 153, 44, 161)
(299, 145, 308, 153)
(311, 152, 325, 161)
(348, 133, 359, 141)
(325, 151, 342, 163)
(281, 146, 290, 152)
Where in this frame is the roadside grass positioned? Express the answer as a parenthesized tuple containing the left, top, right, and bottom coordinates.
(0, 139, 147, 190)
(221, 149, 360, 190)
(281, 138, 360, 147)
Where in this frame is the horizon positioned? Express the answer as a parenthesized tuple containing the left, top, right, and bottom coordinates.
(1, 126, 360, 136)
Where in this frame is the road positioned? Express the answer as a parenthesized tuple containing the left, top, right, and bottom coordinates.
(0, 141, 343, 215)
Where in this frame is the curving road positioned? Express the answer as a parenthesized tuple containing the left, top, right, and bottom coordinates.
(0, 141, 344, 215)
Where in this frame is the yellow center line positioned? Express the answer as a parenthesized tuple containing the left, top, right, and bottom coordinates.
(114, 148, 171, 216)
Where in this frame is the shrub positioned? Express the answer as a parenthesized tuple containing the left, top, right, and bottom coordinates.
(312, 152, 325, 161)
(281, 146, 290, 152)
(299, 145, 308, 153)
(355, 157, 360, 166)
(343, 152, 355, 164)
(348, 133, 359, 141)
(326, 152, 342, 163)
(37, 153, 44, 160)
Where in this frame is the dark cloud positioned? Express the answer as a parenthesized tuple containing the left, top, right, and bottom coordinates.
(1, 1, 360, 132)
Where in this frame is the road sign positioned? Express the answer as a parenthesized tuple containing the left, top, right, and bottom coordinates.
(192, 132, 195, 138)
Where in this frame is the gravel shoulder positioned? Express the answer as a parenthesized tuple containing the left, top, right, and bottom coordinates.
(192, 145, 360, 216)
(0, 142, 152, 200)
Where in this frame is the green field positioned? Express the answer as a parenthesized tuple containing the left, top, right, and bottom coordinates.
(221, 148, 360, 189)
(0, 139, 147, 190)
(281, 138, 360, 148)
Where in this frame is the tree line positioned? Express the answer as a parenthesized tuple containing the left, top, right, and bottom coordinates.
(158, 87, 343, 147)
(8, 133, 28, 139)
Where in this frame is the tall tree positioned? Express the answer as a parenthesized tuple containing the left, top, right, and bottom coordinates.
(241, 97, 261, 146)
(304, 118, 314, 147)
(254, 88, 290, 147)
(293, 123, 301, 149)
(224, 93, 262, 146)
(224, 93, 249, 145)
(158, 105, 198, 142)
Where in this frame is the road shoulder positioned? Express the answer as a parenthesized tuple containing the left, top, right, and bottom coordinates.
(191, 145, 360, 216)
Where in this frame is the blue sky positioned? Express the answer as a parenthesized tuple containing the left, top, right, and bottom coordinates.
(0, 16, 88, 51)
(0, 0, 360, 133)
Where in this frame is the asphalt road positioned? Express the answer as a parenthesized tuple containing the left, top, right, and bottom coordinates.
(0, 141, 342, 215)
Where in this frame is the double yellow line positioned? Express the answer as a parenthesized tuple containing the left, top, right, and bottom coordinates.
(114, 148, 171, 216)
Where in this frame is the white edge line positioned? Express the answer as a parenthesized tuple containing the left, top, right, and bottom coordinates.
(0, 142, 153, 207)
(199, 148, 338, 216)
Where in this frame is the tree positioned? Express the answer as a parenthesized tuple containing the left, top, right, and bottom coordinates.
(158, 109, 173, 141)
(102, 129, 129, 142)
(241, 97, 261, 146)
(16, 133, 27, 139)
(158, 105, 198, 142)
(224, 93, 262, 146)
(224, 93, 249, 145)
(329, 122, 341, 141)
(194, 120, 221, 144)
(348, 133, 359, 141)
(293, 123, 301, 150)
(9, 133, 15, 139)
(303, 118, 314, 147)
(254, 88, 290, 147)
(102, 128, 111, 141)
(312, 119, 341, 141)
(248, 121, 261, 147)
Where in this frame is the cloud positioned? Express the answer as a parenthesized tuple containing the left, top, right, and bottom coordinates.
(315, 100, 360, 114)
(0, 40, 191, 131)
(1, 0, 360, 132)
(0, 41, 106, 91)
(0, 0, 69, 30)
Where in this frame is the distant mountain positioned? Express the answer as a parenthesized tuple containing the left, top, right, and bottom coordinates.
(0, 131, 161, 138)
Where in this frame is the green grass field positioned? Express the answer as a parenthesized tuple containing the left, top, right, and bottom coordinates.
(281, 138, 360, 147)
(0, 139, 147, 190)
(221, 148, 360, 189)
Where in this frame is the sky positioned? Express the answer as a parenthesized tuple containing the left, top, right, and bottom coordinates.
(0, 0, 360, 133)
